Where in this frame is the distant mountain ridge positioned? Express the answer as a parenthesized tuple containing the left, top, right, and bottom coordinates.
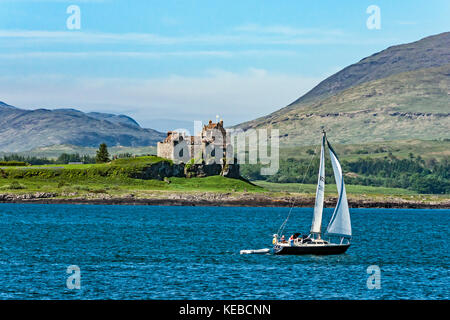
(0, 101, 17, 109)
(0, 102, 165, 152)
(236, 32, 450, 145)
(86, 112, 141, 127)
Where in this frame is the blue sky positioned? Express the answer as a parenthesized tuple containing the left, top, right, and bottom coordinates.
(0, 0, 448, 129)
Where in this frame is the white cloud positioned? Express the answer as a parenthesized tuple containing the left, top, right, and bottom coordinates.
(0, 69, 320, 127)
(0, 28, 390, 46)
(234, 24, 345, 36)
(0, 49, 297, 59)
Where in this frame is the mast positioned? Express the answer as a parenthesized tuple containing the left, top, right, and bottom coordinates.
(310, 130, 326, 238)
(326, 139, 352, 238)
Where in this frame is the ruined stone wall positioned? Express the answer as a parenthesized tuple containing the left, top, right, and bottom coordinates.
(189, 144, 202, 161)
(157, 142, 174, 160)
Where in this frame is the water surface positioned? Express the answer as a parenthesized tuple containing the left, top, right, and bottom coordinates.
(0, 204, 448, 299)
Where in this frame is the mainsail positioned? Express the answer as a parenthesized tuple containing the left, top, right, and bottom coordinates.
(310, 133, 326, 235)
(326, 140, 352, 238)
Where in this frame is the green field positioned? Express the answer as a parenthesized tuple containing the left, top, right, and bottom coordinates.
(252, 180, 418, 196)
(0, 175, 262, 195)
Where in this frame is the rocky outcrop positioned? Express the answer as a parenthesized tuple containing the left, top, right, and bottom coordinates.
(132, 160, 240, 180)
(132, 162, 185, 180)
(0, 192, 57, 201)
(221, 162, 240, 178)
(184, 159, 240, 179)
(185, 163, 222, 178)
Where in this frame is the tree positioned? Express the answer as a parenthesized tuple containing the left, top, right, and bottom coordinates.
(96, 143, 110, 163)
(57, 153, 81, 164)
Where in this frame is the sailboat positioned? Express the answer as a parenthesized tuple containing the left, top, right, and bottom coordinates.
(273, 131, 352, 255)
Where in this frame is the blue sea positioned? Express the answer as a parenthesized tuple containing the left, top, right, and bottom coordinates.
(0, 204, 448, 300)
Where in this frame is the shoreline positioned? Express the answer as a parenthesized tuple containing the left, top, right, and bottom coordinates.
(1, 193, 448, 209)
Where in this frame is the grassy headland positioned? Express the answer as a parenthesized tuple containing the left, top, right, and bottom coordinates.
(0, 156, 261, 194)
(0, 156, 448, 208)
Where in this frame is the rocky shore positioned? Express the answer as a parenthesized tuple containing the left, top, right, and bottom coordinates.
(0, 192, 448, 209)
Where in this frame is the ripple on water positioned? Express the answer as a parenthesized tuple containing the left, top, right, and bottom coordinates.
(0, 204, 448, 299)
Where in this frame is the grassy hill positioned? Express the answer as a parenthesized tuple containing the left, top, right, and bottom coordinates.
(0, 156, 261, 195)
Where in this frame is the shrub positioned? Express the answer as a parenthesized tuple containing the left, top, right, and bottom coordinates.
(0, 181, 26, 190)
(0, 161, 28, 166)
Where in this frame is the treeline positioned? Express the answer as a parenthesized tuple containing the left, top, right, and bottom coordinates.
(0, 150, 137, 166)
(240, 154, 450, 194)
(0, 153, 96, 165)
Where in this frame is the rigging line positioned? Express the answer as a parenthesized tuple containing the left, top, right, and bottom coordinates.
(276, 143, 320, 237)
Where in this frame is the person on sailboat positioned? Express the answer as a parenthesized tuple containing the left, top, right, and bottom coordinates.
(289, 235, 294, 246)
(280, 235, 285, 243)
(272, 234, 278, 245)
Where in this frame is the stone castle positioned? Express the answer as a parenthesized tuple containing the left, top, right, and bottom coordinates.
(157, 120, 229, 164)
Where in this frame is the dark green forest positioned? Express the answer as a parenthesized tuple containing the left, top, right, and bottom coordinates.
(0, 152, 135, 165)
(0, 153, 96, 165)
(241, 153, 450, 194)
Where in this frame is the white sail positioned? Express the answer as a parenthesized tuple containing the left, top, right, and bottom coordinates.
(310, 134, 326, 234)
(326, 141, 352, 237)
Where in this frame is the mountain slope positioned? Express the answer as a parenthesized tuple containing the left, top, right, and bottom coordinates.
(236, 32, 450, 145)
(0, 103, 165, 152)
(290, 31, 450, 107)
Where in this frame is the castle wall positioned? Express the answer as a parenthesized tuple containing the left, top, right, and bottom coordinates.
(157, 142, 174, 160)
(157, 121, 230, 164)
(189, 144, 202, 161)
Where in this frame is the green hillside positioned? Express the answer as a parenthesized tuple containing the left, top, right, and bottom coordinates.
(288, 31, 450, 106)
(278, 139, 450, 161)
(237, 64, 450, 145)
(235, 33, 450, 146)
